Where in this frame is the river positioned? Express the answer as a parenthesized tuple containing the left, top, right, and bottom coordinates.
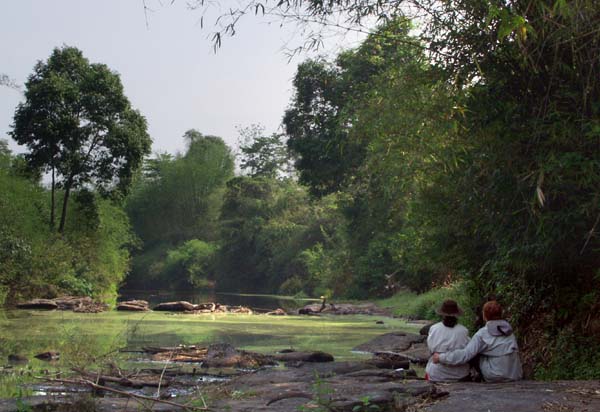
(0, 291, 418, 397)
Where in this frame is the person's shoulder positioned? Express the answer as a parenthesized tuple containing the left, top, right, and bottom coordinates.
(428, 321, 444, 333)
(473, 326, 488, 338)
(455, 324, 469, 334)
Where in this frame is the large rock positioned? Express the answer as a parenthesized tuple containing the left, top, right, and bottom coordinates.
(419, 322, 434, 336)
(273, 350, 334, 363)
(354, 332, 430, 365)
(153, 301, 197, 311)
(16, 296, 108, 312)
(34, 351, 60, 361)
(16, 299, 58, 310)
(422, 381, 600, 412)
(299, 302, 391, 316)
(117, 300, 150, 311)
(7, 354, 28, 363)
(208, 361, 436, 412)
(146, 343, 277, 369)
(354, 332, 426, 353)
(204, 343, 276, 368)
(53, 296, 93, 310)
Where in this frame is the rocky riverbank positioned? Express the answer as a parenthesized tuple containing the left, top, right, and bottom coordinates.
(3, 364, 599, 411)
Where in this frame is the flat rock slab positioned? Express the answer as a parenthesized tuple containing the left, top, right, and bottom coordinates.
(209, 361, 437, 412)
(0, 396, 188, 411)
(16, 296, 108, 313)
(354, 331, 426, 352)
(423, 380, 600, 412)
(354, 332, 430, 365)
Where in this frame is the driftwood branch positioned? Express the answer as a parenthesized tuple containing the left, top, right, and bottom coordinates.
(37, 376, 210, 411)
(72, 367, 169, 388)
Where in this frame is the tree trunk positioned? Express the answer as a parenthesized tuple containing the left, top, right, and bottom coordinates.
(58, 176, 73, 234)
(50, 166, 55, 229)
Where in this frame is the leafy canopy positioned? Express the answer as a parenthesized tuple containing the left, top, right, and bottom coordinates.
(11, 46, 151, 231)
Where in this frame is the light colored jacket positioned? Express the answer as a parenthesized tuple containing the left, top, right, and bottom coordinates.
(439, 320, 523, 382)
(425, 322, 470, 381)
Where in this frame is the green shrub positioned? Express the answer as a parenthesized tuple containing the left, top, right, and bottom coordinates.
(378, 282, 475, 328)
(535, 329, 600, 380)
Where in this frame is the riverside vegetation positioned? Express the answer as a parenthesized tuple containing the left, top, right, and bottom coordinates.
(1, 0, 599, 388)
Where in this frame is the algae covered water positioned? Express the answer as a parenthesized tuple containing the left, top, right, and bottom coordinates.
(0, 293, 419, 397)
(0, 308, 418, 361)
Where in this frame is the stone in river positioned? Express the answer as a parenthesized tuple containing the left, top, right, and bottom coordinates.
(16, 299, 58, 310)
(117, 300, 150, 311)
(34, 351, 60, 361)
(153, 301, 196, 311)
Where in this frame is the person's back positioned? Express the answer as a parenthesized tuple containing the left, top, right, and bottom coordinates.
(426, 321, 470, 381)
(470, 319, 522, 382)
(425, 300, 470, 382)
(436, 301, 523, 382)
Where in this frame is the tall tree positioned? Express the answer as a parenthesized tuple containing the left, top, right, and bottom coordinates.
(0, 139, 11, 170)
(11, 46, 151, 232)
(238, 124, 289, 179)
(126, 131, 234, 246)
(283, 19, 418, 196)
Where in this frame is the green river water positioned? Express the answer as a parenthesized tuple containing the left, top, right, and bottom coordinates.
(0, 293, 419, 397)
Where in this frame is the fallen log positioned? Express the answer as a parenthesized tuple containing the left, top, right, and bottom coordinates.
(73, 368, 170, 388)
(143, 345, 202, 354)
(374, 349, 429, 365)
(36, 376, 209, 411)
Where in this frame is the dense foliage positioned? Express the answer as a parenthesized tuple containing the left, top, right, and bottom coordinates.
(11, 46, 151, 232)
(0, 141, 135, 304)
(1, 46, 149, 304)
(124, 130, 234, 289)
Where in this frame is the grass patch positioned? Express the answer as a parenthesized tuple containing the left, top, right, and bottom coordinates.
(377, 282, 475, 328)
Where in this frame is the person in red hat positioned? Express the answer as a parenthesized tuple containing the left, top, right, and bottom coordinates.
(425, 299, 471, 382)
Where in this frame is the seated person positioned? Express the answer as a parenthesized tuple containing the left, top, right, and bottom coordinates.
(432, 300, 523, 382)
(426, 299, 471, 382)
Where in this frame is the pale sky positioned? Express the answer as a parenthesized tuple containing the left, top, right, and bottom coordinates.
(0, 1, 362, 156)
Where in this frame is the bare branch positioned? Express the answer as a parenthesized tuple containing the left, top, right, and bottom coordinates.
(0, 73, 20, 90)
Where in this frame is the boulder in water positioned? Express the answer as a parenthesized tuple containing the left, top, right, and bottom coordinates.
(34, 351, 60, 361)
(8, 354, 28, 363)
(16, 299, 58, 310)
(266, 308, 287, 316)
(117, 300, 150, 311)
(153, 301, 196, 312)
